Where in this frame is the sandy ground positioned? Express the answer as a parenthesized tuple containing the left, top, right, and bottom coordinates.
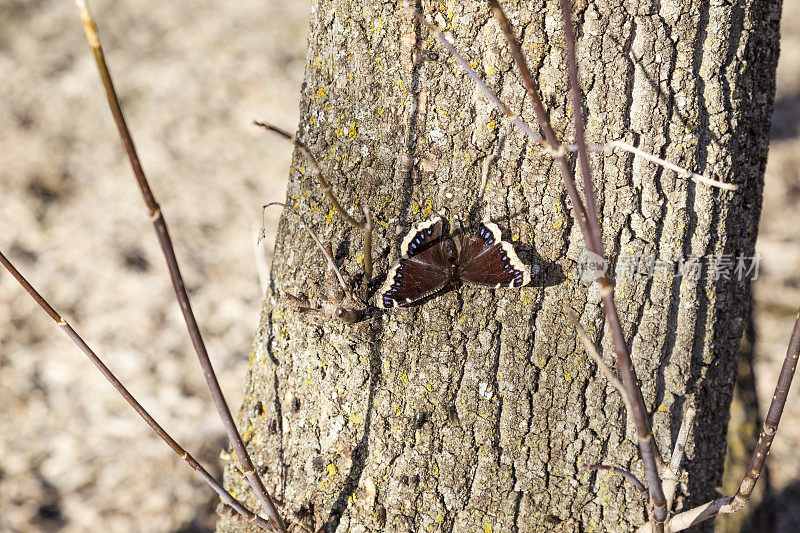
(0, 1, 797, 532)
(0, 1, 307, 531)
(744, 1, 800, 529)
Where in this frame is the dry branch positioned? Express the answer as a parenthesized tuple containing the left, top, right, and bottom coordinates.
(74, 1, 285, 530)
(0, 251, 276, 531)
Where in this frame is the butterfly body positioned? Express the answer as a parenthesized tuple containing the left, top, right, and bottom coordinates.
(378, 217, 531, 308)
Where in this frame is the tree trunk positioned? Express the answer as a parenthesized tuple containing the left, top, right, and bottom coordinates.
(219, 0, 780, 530)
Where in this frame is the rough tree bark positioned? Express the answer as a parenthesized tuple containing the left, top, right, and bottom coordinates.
(219, 0, 780, 531)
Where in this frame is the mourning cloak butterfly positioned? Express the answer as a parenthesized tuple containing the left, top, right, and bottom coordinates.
(378, 217, 531, 308)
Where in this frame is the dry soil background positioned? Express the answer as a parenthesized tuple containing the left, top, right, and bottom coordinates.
(0, 1, 306, 531)
(0, 1, 798, 532)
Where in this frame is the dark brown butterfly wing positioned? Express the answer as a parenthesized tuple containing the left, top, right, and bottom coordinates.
(458, 222, 531, 288)
(399, 217, 442, 259)
(378, 217, 449, 308)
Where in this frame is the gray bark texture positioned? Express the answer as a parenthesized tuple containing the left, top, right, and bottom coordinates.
(219, 0, 781, 531)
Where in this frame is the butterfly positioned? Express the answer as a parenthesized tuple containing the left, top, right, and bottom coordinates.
(377, 216, 532, 308)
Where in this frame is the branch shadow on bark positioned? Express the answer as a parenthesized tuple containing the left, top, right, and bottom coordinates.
(325, 322, 384, 531)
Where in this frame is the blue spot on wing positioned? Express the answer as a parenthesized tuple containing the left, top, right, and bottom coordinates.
(406, 224, 439, 258)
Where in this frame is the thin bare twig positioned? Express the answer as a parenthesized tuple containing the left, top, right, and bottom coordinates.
(637, 308, 800, 532)
(255, 223, 271, 294)
(733, 308, 800, 505)
(557, 0, 602, 255)
(410, 6, 736, 192)
(569, 311, 625, 398)
(477, 1, 669, 526)
(254, 121, 374, 284)
(585, 464, 649, 503)
(663, 405, 696, 507)
(0, 251, 274, 531)
(606, 141, 738, 191)
(262, 202, 357, 303)
(555, 0, 667, 524)
(362, 203, 373, 289)
(552, 0, 667, 531)
(482, 0, 596, 263)
(407, 7, 546, 149)
(571, 317, 667, 474)
(74, 2, 285, 530)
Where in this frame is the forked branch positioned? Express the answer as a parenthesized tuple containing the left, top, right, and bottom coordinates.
(73, 1, 285, 530)
(254, 121, 374, 286)
(262, 202, 363, 310)
(483, 0, 670, 525)
(411, 1, 760, 528)
(0, 251, 275, 531)
(410, 5, 737, 192)
(637, 309, 800, 532)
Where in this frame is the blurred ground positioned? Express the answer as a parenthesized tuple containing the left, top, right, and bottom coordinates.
(0, 1, 797, 532)
(738, 1, 800, 530)
(0, 1, 308, 531)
